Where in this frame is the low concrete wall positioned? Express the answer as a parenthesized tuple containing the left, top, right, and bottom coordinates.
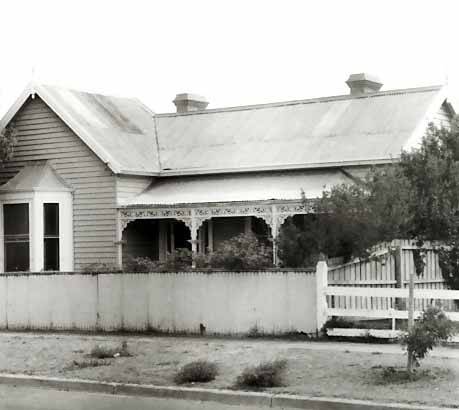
(0, 271, 317, 334)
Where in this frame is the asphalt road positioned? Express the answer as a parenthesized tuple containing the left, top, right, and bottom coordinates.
(0, 384, 270, 410)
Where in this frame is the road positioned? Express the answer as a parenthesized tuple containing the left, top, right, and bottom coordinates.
(0, 384, 270, 410)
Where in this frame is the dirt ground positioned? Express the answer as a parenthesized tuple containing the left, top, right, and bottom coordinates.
(0, 333, 458, 408)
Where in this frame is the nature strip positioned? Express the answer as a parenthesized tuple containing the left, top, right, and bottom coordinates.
(0, 373, 456, 410)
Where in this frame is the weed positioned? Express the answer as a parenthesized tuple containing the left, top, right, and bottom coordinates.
(235, 359, 288, 390)
(174, 360, 218, 384)
(247, 325, 261, 338)
(67, 359, 110, 370)
(89, 341, 132, 359)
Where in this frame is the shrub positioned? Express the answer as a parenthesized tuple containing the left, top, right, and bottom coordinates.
(161, 248, 193, 271)
(90, 341, 131, 359)
(124, 256, 158, 272)
(174, 360, 218, 384)
(83, 262, 122, 273)
(322, 316, 355, 330)
(401, 306, 455, 367)
(207, 233, 273, 270)
(235, 359, 287, 389)
(125, 249, 192, 272)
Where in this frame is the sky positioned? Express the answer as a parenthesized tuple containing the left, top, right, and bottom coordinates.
(0, 0, 458, 115)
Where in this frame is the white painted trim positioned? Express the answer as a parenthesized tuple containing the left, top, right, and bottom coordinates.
(36, 191, 73, 272)
(0, 83, 34, 131)
(0, 191, 73, 273)
(326, 285, 459, 300)
(0, 197, 33, 272)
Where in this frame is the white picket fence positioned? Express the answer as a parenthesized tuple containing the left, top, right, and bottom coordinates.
(317, 261, 459, 340)
(327, 240, 456, 312)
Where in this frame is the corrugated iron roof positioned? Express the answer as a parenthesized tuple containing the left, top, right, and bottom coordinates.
(155, 86, 446, 174)
(0, 162, 73, 193)
(124, 170, 353, 206)
(0, 83, 449, 176)
(38, 84, 161, 175)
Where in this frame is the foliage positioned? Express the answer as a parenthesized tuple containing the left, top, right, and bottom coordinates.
(83, 262, 122, 273)
(206, 233, 273, 270)
(401, 306, 454, 367)
(125, 249, 192, 272)
(278, 119, 459, 292)
(0, 125, 17, 165)
(276, 217, 321, 267)
(312, 165, 411, 262)
(235, 359, 287, 389)
(276, 165, 411, 266)
(124, 256, 157, 272)
(374, 366, 435, 384)
(67, 359, 111, 370)
(90, 341, 132, 359)
(174, 360, 218, 384)
(322, 316, 355, 330)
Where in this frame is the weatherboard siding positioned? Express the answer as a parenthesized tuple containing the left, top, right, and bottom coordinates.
(0, 97, 117, 271)
(116, 175, 153, 204)
(432, 105, 451, 128)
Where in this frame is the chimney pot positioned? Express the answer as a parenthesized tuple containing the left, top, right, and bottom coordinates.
(346, 73, 383, 95)
(173, 93, 209, 113)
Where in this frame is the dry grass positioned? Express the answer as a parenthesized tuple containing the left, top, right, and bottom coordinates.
(0, 333, 458, 407)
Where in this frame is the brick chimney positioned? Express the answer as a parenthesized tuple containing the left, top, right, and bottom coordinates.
(346, 73, 383, 95)
(173, 93, 209, 113)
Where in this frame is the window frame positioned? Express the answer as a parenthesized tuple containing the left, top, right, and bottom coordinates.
(2, 201, 32, 272)
(43, 202, 60, 271)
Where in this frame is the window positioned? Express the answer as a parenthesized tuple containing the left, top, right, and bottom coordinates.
(44, 203, 59, 271)
(4, 203, 30, 272)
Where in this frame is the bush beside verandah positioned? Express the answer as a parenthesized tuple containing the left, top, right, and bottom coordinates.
(121, 233, 273, 273)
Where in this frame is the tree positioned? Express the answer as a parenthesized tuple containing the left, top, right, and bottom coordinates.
(287, 119, 459, 373)
(0, 125, 17, 164)
(277, 164, 412, 266)
(278, 118, 459, 287)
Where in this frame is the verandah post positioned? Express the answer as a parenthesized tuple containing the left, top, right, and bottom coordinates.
(315, 257, 328, 333)
(190, 212, 198, 268)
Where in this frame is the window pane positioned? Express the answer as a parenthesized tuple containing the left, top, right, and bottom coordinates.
(4, 204, 29, 235)
(44, 238, 59, 271)
(44, 203, 59, 236)
(5, 242, 30, 272)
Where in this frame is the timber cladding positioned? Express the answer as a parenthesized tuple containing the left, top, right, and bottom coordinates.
(0, 96, 117, 271)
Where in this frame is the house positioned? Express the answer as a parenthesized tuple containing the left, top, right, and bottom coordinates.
(0, 73, 454, 272)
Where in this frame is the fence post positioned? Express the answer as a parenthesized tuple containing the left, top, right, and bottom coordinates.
(316, 259, 328, 333)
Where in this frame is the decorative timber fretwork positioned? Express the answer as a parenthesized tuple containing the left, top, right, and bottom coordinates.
(119, 200, 315, 239)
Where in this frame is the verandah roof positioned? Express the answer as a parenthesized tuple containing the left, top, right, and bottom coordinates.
(123, 169, 353, 206)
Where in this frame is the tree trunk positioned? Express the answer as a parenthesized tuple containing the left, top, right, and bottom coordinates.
(407, 268, 415, 373)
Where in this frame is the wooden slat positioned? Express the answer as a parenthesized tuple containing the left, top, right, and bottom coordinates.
(326, 286, 459, 300)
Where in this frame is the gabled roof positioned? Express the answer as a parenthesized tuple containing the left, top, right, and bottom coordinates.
(0, 83, 160, 175)
(123, 169, 353, 206)
(0, 162, 73, 193)
(0, 82, 452, 177)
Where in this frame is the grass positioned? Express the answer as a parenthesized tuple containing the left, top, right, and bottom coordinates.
(0, 334, 458, 407)
(174, 360, 218, 384)
(235, 359, 287, 390)
(371, 365, 451, 385)
(66, 359, 111, 370)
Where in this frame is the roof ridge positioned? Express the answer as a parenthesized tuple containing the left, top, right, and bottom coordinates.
(37, 82, 139, 101)
(156, 84, 444, 117)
